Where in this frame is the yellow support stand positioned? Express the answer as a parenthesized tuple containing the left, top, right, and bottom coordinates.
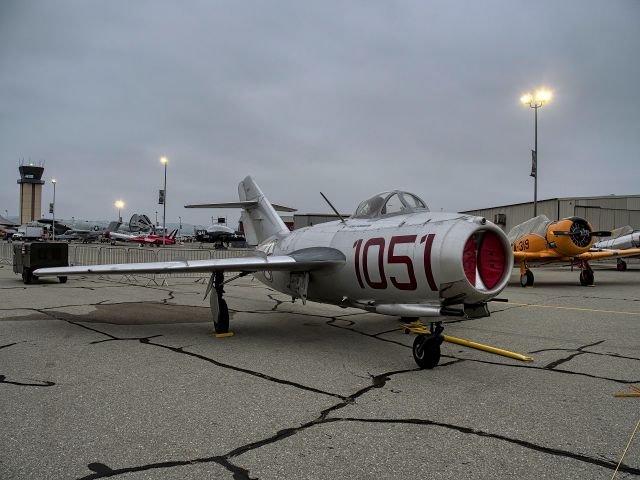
(401, 321, 533, 362)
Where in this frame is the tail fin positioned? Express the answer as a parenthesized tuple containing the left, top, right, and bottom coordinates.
(238, 177, 290, 245)
(168, 229, 178, 240)
(184, 176, 295, 246)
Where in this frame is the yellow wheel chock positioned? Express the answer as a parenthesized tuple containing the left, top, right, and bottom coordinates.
(208, 329, 235, 338)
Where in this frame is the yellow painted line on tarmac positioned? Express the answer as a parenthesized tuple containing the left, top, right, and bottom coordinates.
(507, 302, 640, 317)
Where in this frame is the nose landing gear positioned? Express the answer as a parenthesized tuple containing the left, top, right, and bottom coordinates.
(412, 322, 444, 369)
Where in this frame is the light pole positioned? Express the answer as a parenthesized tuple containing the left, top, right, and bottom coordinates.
(520, 89, 552, 217)
(114, 200, 125, 223)
(179, 216, 182, 232)
(160, 156, 168, 246)
(51, 178, 57, 241)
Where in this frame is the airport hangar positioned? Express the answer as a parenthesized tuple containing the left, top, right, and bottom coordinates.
(460, 194, 640, 234)
(289, 195, 640, 233)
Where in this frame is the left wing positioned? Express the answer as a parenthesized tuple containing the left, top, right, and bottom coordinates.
(576, 248, 640, 261)
(512, 251, 561, 261)
(34, 247, 345, 277)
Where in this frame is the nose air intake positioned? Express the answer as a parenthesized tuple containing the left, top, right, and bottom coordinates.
(463, 231, 508, 290)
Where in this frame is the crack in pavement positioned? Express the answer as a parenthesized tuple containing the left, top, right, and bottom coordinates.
(531, 340, 607, 369)
(73, 366, 421, 480)
(42, 309, 349, 401)
(0, 341, 56, 387)
(331, 417, 640, 476)
(267, 293, 285, 312)
(0, 374, 55, 387)
(532, 348, 640, 363)
(161, 290, 176, 304)
(326, 317, 640, 384)
(72, 358, 639, 479)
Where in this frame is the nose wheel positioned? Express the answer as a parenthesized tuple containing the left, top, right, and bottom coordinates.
(412, 322, 444, 369)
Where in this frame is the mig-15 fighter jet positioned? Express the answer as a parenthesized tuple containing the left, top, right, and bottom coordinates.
(35, 177, 513, 368)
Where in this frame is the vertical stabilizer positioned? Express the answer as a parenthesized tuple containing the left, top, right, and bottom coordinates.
(238, 176, 290, 245)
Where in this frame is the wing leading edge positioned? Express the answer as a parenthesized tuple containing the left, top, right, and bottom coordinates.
(514, 248, 640, 262)
(34, 247, 345, 277)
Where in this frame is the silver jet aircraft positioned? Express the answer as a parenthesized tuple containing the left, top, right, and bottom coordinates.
(592, 225, 640, 271)
(35, 176, 513, 368)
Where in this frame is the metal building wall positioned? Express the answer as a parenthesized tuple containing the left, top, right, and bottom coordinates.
(461, 199, 557, 234)
(462, 195, 640, 234)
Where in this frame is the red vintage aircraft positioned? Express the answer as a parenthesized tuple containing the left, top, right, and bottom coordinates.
(105, 229, 179, 246)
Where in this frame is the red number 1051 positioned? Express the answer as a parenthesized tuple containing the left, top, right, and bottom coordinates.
(353, 235, 437, 291)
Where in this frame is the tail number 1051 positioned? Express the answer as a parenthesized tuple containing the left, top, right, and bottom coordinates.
(353, 235, 437, 291)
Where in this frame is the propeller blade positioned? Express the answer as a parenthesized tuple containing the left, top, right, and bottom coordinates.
(552, 231, 572, 236)
(591, 231, 612, 237)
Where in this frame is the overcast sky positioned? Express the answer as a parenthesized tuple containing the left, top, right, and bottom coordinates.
(1, 0, 639, 227)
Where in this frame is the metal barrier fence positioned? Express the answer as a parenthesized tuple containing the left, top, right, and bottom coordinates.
(0, 243, 12, 265)
(0, 242, 256, 282)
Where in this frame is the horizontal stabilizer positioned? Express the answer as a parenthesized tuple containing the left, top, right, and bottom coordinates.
(185, 201, 297, 212)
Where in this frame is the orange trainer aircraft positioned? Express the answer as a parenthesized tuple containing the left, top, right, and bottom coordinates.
(508, 215, 640, 287)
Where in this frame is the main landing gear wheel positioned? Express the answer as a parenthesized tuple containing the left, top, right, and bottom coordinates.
(210, 271, 230, 334)
(412, 323, 444, 369)
(520, 269, 534, 287)
(617, 259, 628, 272)
(579, 269, 595, 286)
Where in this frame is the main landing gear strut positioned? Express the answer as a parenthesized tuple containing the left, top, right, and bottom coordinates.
(579, 261, 595, 286)
(411, 322, 444, 369)
(519, 262, 534, 287)
(209, 271, 230, 334)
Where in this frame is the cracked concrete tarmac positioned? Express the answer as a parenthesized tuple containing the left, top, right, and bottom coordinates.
(0, 262, 639, 479)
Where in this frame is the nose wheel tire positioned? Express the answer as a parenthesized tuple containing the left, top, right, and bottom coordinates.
(412, 334, 441, 369)
(617, 260, 628, 272)
(520, 269, 534, 287)
(579, 269, 594, 286)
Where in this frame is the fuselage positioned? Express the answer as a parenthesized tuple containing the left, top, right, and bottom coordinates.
(593, 231, 640, 251)
(254, 211, 512, 310)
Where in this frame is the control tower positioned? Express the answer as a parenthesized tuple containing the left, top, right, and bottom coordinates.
(17, 161, 45, 225)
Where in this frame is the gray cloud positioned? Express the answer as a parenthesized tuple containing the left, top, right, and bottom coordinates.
(1, 0, 639, 226)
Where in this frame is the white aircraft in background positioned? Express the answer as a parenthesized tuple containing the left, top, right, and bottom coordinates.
(35, 176, 513, 368)
(592, 225, 640, 271)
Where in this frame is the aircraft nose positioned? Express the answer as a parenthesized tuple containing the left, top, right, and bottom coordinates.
(438, 220, 513, 305)
(463, 229, 509, 290)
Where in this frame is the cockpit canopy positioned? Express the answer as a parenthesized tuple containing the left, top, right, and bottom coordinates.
(352, 191, 429, 219)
